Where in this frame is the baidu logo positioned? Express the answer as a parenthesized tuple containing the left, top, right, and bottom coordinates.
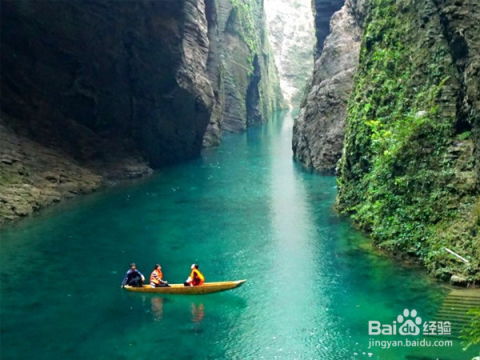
(397, 309, 422, 335)
(368, 308, 449, 336)
(367, 309, 454, 350)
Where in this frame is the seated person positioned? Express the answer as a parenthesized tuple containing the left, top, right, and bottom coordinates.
(121, 263, 145, 287)
(184, 264, 205, 286)
(150, 264, 169, 287)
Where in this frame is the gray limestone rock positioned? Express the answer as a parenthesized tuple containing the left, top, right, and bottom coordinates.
(292, 0, 365, 173)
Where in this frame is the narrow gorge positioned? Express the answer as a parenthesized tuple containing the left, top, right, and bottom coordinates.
(1, 0, 480, 358)
(0, 0, 282, 224)
(264, 0, 315, 107)
(1, 0, 479, 284)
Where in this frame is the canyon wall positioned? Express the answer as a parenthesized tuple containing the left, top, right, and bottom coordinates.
(294, 0, 479, 282)
(264, 0, 316, 107)
(292, 0, 364, 172)
(203, 0, 283, 144)
(0, 0, 281, 225)
(337, 0, 480, 283)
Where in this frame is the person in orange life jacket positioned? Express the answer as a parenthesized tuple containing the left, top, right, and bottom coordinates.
(121, 263, 145, 287)
(184, 264, 205, 286)
(150, 264, 169, 287)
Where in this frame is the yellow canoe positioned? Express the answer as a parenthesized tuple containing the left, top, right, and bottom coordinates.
(123, 280, 246, 295)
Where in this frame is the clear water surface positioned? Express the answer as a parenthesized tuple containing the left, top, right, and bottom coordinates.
(1, 111, 478, 360)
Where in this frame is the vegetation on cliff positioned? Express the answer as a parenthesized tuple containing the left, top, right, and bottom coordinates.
(230, 0, 260, 57)
(337, 0, 479, 283)
(208, 0, 284, 135)
(461, 307, 480, 349)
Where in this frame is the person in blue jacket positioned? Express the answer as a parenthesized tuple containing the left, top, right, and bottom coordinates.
(121, 263, 145, 287)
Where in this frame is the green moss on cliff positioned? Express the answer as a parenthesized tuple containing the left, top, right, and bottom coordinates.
(231, 0, 259, 56)
(337, 0, 479, 282)
(220, 0, 283, 131)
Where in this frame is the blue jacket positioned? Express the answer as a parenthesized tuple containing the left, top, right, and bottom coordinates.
(121, 269, 144, 286)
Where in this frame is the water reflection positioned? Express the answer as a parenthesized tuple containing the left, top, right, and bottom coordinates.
(149, 297, 205, 324)
(191, 303, 205, 323)
(150, 297, 164, 321)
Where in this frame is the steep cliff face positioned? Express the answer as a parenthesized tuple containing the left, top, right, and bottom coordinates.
(2, 0, 214, 168)
(292, 0, 365, 172)
(0, 0, 281, 224)
(312, 0, 350, 56)
(337, 0, 480, 283)
(264, 0, 315, 107)
(203, 0, 283, 144)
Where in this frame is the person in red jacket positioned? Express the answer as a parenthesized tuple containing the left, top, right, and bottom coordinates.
(150, 264, 169, 287)
(184, 264, 205, 286)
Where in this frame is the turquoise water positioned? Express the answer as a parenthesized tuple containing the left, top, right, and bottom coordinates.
(1, 111, 478, 359)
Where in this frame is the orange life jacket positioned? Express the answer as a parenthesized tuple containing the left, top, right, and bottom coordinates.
(189, 268, 205, 286)
(150, 269, 163, 284)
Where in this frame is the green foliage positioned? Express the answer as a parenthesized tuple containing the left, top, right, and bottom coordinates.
(461, 307, 480, 350)
(230, 0, 259, 58)
(457, 131, 472, 141)
(337, 0, 479, 282)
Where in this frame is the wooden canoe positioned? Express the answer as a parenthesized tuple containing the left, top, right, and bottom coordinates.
(123, 280, 246, 295)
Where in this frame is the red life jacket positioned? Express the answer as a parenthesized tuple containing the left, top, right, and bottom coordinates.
(189, 268, 205, 286)
(150, 269, 163, 284)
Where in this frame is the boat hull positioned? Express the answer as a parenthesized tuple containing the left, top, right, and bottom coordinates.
(123, 280, 246, 295)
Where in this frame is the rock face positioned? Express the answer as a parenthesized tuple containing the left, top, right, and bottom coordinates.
(264, 0, 316, 107)
(1, 0, 215, 168)
(202, 0, 283, 144)
(337, 0, 480, 283)
(312, 0, 349, 56)
(0, 118, 102, 224)
(0, 0, 281, 225)
(292, 0, 365, 172)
